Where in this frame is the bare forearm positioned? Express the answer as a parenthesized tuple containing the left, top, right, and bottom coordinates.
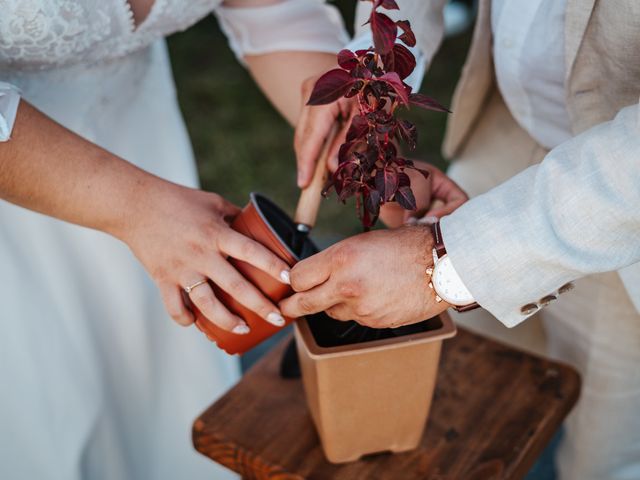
(0, 101, 164, 238)
(244, 51, 337, 126)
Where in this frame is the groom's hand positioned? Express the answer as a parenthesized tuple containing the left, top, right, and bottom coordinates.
(280, 226, 450, 328)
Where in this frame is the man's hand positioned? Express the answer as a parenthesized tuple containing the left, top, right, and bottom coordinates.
(280, 226, 450, 328)
(294, 74, 359, 188)
(380, 161, 468, 228)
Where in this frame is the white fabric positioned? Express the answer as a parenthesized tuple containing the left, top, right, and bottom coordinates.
(442, 103, 640, 327)
(491, 0, 573, 149)
(0, 81, 20, 141)
(0, 1, 278, 478)
(214, 0, 349, 63)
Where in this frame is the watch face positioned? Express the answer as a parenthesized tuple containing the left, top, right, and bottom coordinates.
(432, 255, 475, 306)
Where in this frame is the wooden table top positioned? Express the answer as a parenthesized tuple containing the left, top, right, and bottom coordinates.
(193, 327, 580, 480)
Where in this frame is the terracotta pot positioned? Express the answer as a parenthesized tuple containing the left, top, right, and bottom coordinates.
(294, 312, 457, 463)
(193, 193, 317, 355)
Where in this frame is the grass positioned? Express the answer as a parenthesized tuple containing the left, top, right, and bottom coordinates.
(167, 4, 472, 240)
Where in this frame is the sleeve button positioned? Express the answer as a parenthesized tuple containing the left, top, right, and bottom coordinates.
(539, 295, 557, 306)
(558, 282, 575, 294)
(520, 303, 539, 315)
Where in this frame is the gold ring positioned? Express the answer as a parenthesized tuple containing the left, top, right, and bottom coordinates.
(184, 279, 208, 294)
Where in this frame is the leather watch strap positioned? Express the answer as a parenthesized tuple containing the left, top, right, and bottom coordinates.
(431, 221, 447, 258)
(430, 221, 480, 313)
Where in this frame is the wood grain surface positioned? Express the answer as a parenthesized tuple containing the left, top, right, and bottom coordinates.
(193, 327, 580, 480)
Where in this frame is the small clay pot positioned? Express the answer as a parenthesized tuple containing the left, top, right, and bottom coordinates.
(193, 193, 316, 355)
(295, 312, 457, 463)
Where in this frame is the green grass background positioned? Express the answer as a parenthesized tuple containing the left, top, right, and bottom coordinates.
(167, 2, 472, 240)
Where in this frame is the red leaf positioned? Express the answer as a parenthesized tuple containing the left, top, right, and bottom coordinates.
(377, 72, 409, 104)
(397, 119, 417, 150)
(408, 93, 451, 113)
(307, 69, 356, 105)
(375, 168, 399, 201)
(396, 20, 416, 47)
(337, 49, 358, 71)
(374, 0, 399, 9)
(346, 115, 369, 142)
(395, 186, 417, 210)
(364, 189, 382, 216)
(391, 44, 416, 79)
(371, 12, 397, 55)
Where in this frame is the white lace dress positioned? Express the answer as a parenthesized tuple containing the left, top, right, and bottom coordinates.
(0, 1, 346, 479)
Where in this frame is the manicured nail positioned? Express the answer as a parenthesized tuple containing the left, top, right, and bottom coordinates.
(280, 270, 291, 285)
(405, 217, 417, 225)
(232, 324, 250, 335)
(267, 312, 286, 327)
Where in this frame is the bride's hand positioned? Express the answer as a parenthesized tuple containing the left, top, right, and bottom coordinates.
(119, 182, 291, 334)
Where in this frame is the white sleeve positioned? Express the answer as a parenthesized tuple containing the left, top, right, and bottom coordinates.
(214, 0, 349, 65)
(440, 102, 640, 327)
(0, 82, 21, 142)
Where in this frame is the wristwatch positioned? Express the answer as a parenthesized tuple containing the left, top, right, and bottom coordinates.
(426, 222, 479, 312)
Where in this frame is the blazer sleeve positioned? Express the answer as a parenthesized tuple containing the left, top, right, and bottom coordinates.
(440, 101, 640, 327)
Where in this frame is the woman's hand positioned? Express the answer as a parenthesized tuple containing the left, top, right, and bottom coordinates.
(119, 182, 291, 334)
(294, 74, 359, 188)
(380, 161, 468, 228)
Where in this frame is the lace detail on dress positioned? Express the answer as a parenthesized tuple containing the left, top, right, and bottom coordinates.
(0, 0, 219, 71)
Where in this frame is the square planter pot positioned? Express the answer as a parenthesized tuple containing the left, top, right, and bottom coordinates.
(294, 312, 456, 463)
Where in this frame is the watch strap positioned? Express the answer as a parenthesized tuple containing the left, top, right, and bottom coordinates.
(430, 221, 480, 313)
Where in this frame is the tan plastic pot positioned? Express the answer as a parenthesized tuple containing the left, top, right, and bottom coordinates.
(294, 312, 457, 463)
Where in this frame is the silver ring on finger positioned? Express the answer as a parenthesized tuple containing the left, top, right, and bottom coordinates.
(183, 279, 208, 294)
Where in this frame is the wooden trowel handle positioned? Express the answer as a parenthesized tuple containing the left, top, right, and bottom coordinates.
(294, 122, 340, 229)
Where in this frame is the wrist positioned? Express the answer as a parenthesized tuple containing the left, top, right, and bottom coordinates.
(104, 168, 175, 243)
(427, 221, 478, 311)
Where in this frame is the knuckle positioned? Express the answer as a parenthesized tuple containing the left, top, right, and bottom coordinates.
(338, 279, 361, 299)
(297, 296, 315, 314)
(334, 245, 356, 267)
(239, 239, 259, 259)
(354, 305, 373, 319)
(227, 278, 248, 296)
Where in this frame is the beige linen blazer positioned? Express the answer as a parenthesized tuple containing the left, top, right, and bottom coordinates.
(358, 0, 640, 326)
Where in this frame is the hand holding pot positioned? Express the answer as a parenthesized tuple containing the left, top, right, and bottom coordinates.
(380, 161, 468, 228)
(280, 226, 449, 328)
(118, 182, 291, 334)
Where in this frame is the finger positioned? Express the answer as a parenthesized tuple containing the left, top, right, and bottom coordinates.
(294, 104, 339, 188)
(219, 230, 291, 284)
(289, 250, 332, 292)
(325, 304, 353, 321)
(209, 258, 286, 327)
(280, 280, 339, 318)
(160, 284, 195, 327)
(187, 281, 250, 334)
(425, 197, 467, 218)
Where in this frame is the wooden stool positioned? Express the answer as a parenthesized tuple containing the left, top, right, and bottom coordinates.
(193, 327, 580, 479)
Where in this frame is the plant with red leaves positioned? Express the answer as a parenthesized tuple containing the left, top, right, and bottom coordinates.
(307, 0, 449, 228)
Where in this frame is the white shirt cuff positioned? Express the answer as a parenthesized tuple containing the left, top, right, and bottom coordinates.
(214, 0, 349, 65)
(0, 82, 21, 142)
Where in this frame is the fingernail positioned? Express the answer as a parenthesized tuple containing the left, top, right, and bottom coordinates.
(267, 312, 286, 327)
(405, 217, 417, 225)
(232, 324, 250, 335)
(280, 270, 291, 284)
